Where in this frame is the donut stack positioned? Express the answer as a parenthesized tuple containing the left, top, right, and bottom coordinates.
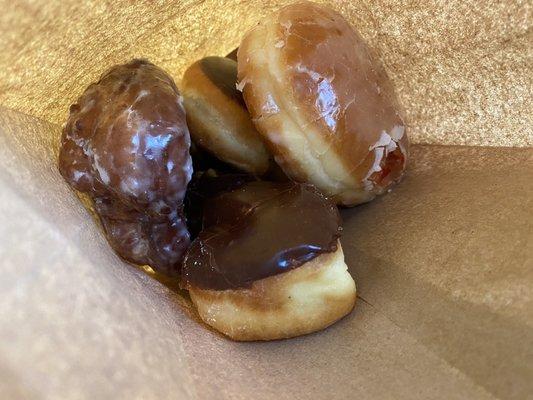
(58, 2, 408, 341)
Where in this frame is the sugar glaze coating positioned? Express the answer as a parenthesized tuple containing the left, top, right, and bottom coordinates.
(238, 2, 409, 205)
(59, 59, 192, 274)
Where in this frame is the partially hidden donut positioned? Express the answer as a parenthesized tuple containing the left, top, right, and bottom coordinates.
(237, 2, 409, 206)
(181, 181, 356, 341)
(58, 59, 192, 275)
(184, 166, 256, 239)
(226, 48, 238, 61)
(182, 56, 271, 175)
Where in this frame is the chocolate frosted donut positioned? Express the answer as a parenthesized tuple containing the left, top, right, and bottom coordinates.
(58, 59, 192, 275)
(183, 181, 340, 289)
(182, 182, 356, 341)
(182, 56, 271, 175)
(237, 2, 409, 205)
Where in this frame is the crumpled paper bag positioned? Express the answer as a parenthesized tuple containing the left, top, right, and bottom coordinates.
(0, 1, 532, 399)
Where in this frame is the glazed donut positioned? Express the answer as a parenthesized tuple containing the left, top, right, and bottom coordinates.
(237, 2, 408, 205)
(93, 196, 190, 275)
(58, 59, 192, 275)
(181, 181, 356, 341)
(182, 56, 271, 175)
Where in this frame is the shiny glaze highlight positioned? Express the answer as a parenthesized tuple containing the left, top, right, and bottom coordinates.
(182, 181, 341, 290)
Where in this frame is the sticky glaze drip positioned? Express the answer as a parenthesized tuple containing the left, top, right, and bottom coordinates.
(182, 181, 341, 290)
(369, 148, 405, 188)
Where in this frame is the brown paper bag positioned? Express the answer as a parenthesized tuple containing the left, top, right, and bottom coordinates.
(0, 1, 531, 399)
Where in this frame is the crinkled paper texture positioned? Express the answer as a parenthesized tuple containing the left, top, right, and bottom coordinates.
(0, 1, 532, 399)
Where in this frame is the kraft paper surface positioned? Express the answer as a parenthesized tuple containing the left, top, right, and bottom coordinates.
(0, 0, 531, 146)
(0, 1, 532, 399)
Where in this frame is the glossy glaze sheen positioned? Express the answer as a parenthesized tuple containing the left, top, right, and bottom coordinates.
(182, 182, 341, 290)
(58, 59, 192, 275)
(238, 2, 409, 204)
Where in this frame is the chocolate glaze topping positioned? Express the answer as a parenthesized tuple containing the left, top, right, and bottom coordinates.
(199, 56, 246, 107)
(184, 146, 256, 238)
(184, 171, 255, 239)
(58, 59, 192, 275)
(182, 181, 341, 290)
